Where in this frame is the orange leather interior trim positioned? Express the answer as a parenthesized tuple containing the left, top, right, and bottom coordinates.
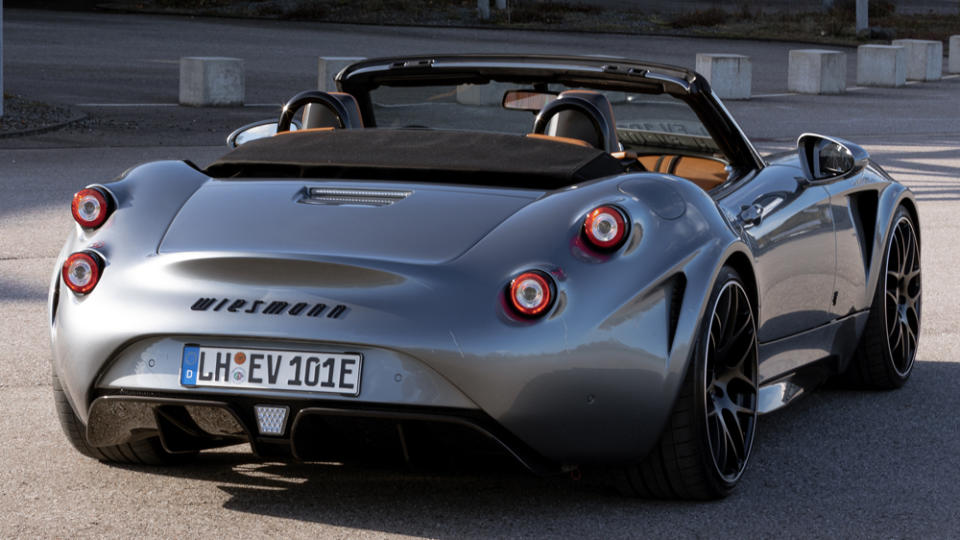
(525, 133, 593, 148)
(636, 153, 727, 191)
(274, 127, 336, 136)
(636, 155, 662, 172)
(671, 156, 727, 190)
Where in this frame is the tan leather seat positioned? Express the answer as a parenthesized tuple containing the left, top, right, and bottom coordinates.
(638, 154, 728, 191)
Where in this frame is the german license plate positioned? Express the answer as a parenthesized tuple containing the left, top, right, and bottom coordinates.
(180, 345, 361, 396)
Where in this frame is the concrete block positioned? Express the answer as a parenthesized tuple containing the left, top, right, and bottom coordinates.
(477, 0, 490, 20)
(949, 35, 960, 74)
(788, 49, 847, 94)
(318, 57, 365, 93)
(179, 57, 244, 107)
(856, 45, 905, 87)
(696, 53, 751, 100)
(456, 82, 516, 106)
(892, 39, 942, 81)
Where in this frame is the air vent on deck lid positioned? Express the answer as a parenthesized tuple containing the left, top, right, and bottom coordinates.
(301, 187, 413, 207)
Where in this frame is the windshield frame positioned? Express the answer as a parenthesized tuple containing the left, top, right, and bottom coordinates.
(338, 54, 764, 173)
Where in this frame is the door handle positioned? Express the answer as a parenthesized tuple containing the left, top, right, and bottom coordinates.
(738, 204, 763, 227)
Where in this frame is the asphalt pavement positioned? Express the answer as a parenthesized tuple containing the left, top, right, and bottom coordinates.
(2, 8, 960, 539)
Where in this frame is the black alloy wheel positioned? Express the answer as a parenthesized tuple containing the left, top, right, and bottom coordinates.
(703, 279, 759, 485)
(625, 266, 758, 499)
(848, 206, 921, 389)
(883, 214, 922, 376)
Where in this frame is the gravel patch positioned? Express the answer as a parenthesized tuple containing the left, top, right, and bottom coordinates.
(0, 95, 86, 138)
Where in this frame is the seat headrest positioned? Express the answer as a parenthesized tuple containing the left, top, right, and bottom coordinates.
(302, 92, 364, 130)
(532, 90, 619, 153)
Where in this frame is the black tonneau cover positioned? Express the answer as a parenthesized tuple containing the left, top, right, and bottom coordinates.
(204, 129, 624, 189)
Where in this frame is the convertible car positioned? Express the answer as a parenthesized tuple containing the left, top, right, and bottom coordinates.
(50, 55, 920, 499)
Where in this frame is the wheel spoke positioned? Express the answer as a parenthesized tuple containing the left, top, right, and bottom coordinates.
(717, 317, 753, 361)
(905, 324, 917, 356)
(903, 227, 916, 273)
(899, 229, 911, 275)
(889, 318, 903, 351)
(718, 290, 735, 346)
(906, 302, 920, 325)
(891, 229, 903, 274)
(710, 312, 721, 352)
(709, 415, 726, 467)
(727, 401, 755, 417)
(719, 412, 744, 465)
(703, 279, 757, 481)
(885, 303, 899, 336)
(729, 346, 755, 383)
(900, 326, 913, 368)
(906, 284, 921, 303)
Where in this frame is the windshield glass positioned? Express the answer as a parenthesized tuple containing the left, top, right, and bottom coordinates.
(368, 82, 722, 157)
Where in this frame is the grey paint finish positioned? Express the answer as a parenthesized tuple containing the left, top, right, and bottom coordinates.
(718, 162, 837, 342)
(159, 180, 540, 264)
(49, 56, 917, 468)
(49, 156, 914, 465)
(51, 160, 738, 463)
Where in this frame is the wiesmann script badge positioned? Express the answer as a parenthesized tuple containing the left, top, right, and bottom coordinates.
(190, 297, 348, 319)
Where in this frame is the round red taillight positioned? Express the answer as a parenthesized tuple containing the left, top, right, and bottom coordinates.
(583, 205, 627, 250)
(71, 188, 111, 229)
(509, 271, 554, 317)
(62, 252, 103, 295)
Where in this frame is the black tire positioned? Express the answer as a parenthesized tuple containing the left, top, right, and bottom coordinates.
(623, 266, 759, 499)
(52, 371, 186, 465)
(847, 206, 921, 389)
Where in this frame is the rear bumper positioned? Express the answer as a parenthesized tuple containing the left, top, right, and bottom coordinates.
(57, 311, 686, 467)
(95, 336, 479, 411)
(85, 392, 558, 474)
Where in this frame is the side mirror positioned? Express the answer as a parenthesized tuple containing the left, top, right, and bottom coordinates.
(226, 119, 300, 148)
(797, 133, 868, 182)
(502, 89, 558, 112)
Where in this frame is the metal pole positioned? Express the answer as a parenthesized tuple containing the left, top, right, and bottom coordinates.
(856, 0, 868, 33)
(1, 0, 4, 119)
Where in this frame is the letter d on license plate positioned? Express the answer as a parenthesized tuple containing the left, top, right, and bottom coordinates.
(180, 345, 362, 396)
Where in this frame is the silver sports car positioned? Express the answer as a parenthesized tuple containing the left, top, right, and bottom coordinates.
(50, 55, 921, 499)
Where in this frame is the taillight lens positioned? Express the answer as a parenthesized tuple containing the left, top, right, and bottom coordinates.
(71, 187, 111, 229)
(62, 252, 103, 295)
(583, 205, 627, 250)
(509, 271, 554, 317)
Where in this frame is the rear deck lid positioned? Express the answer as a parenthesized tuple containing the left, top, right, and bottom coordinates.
(158, 180, 540, 264)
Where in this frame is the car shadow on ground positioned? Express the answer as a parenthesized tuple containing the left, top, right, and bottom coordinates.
(110, 358, 960, 536)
